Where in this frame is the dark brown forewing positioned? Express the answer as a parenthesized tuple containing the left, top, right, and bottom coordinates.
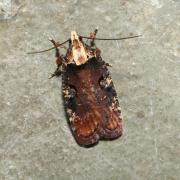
(62, 57, 122, 146)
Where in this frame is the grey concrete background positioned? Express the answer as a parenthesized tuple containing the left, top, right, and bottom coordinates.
(0, 0, 179, 180)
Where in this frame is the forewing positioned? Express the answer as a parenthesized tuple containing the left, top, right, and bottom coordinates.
(62, 57, 122, 146)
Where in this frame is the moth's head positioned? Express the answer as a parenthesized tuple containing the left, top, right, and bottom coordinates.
(70, 31, 88, 65)
(71, 31, 80, 48)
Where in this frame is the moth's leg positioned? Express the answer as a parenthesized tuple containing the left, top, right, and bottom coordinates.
(90, 28, 98, 47)
(94, 45, 112, 67)
(49, 39, 63, 78)
(105, 62, 112, 67)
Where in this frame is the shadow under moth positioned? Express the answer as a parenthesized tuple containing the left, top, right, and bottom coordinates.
(29, 29, 140, 147)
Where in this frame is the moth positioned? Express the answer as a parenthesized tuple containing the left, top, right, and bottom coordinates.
(29, 29, 140, 147)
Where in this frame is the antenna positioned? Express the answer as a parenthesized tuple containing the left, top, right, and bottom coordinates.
(27, 39, 70, 54)
(27, 34, 141, 54)
(80, 35, 141, 41)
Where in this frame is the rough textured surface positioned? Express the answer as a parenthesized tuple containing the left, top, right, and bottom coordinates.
(0, 0, 179, 179)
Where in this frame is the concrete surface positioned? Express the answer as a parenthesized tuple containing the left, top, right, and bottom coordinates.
(0, 0, 179, 180)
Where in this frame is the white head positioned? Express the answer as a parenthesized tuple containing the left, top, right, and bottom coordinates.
(70, 31, 87, 65)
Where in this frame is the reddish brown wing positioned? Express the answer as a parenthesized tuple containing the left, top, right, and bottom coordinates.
(62, 57, 122, 146)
